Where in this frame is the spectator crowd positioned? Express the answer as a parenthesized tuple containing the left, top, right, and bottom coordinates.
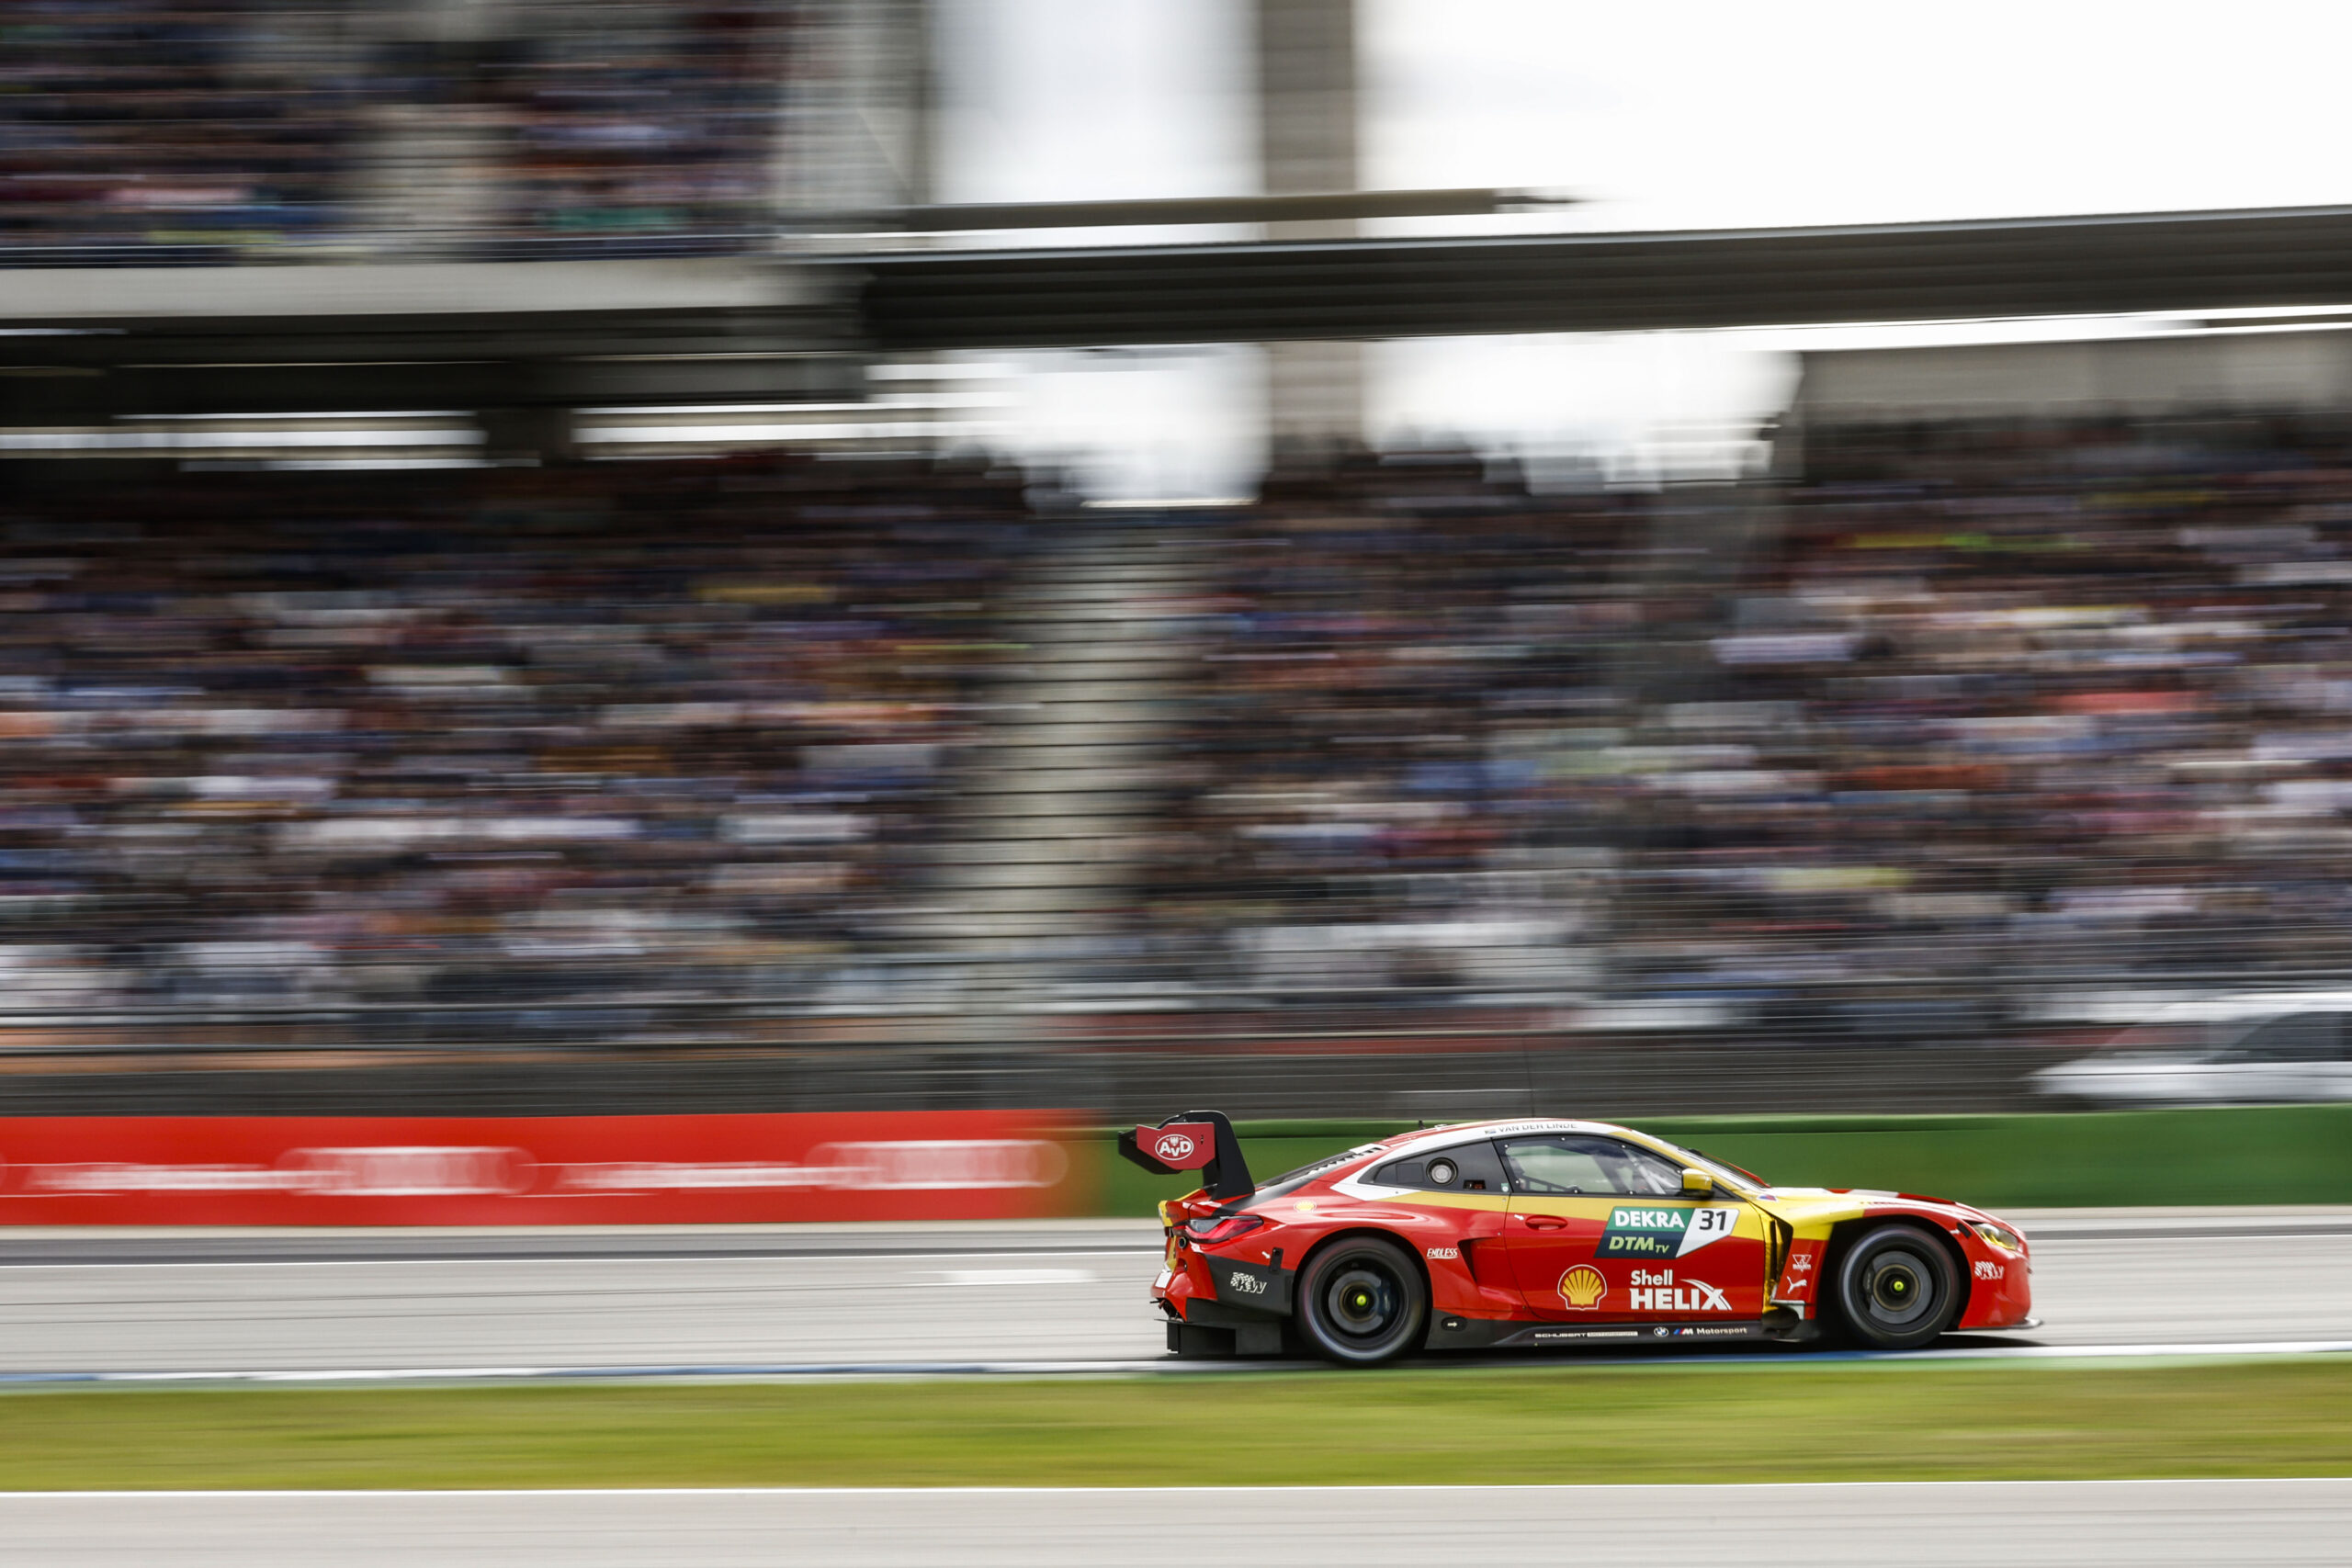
(1138, 422, 2352, 1027)
(6, 416, 2352, 1037)
(0, 1, 798, 257)
(0, 457, 1024, 1026)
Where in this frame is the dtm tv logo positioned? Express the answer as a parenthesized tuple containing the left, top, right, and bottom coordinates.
(1598, 1204, 1740, 1259)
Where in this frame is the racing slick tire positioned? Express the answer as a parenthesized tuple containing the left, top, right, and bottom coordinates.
(1831, 1224, 1962, 1350)
(1295, 1235, 1427, 1367)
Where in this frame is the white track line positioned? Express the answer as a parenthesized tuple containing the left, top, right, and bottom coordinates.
(0, 1249, 1163, 1270)
(2, 1338, 2348, 1384)
(4, 1478, 2342, 1494)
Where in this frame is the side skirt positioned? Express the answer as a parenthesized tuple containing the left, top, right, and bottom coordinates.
(1420, 1318, 1776, 1350)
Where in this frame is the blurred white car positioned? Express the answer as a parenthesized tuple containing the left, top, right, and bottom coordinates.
(2033, 991, 2352, 1105)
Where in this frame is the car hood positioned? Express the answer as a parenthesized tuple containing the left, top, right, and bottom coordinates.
(1753, 1186, 2012, 1235)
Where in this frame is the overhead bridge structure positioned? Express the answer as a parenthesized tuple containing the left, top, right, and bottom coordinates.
(10, 205, 2352, 428)
(852, 204, 2352, 349)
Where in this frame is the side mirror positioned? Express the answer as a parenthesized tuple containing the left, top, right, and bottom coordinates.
(1681, 1168, 1714, 1198)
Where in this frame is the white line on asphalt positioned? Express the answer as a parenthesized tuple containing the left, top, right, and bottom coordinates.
(3, 1337, 2349, 1385)
(0, 1250, 1163, 1270)
(6, 1478, 2346, 1494)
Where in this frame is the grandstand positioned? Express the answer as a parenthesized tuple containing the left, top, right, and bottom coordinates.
(15, 5, 2352, 1121)
(3, 0, 847, 262)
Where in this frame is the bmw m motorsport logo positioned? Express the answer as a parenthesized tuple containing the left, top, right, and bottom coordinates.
(1598, 1203, 1740, 1258)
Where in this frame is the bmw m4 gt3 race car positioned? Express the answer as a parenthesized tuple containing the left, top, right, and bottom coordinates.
(1122, 1112, 2034, 1365)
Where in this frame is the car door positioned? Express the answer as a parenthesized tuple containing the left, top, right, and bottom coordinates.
(1494, 1134, 1768, 1324)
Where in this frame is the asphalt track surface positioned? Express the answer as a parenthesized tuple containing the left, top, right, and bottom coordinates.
(0, 1208, 2346, 1375)
(6, 1481, 2350, 1566)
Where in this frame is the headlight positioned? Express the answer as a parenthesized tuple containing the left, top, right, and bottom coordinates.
(1970, 1220, 2026, 1252)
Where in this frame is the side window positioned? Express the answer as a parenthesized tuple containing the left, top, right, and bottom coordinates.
(2230, 1011, 2341, 1063)
(1498, 1135, 1689, 1197)
(1369, 1141, 1507, 1193)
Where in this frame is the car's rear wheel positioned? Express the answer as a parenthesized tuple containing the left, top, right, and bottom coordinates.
(1296, 1235, 1426, 1366)
(1833, 1224, 1961, 1350)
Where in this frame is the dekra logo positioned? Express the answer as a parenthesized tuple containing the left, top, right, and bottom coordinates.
(1598, 1202, 1737, 1258)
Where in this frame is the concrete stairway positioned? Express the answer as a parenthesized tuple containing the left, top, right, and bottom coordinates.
(914, 523, 1208, 1006)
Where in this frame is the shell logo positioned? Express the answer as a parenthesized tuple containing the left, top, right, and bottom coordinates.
(1151, 1132, 1196, 1163)
(1558, 1264, 1608, 1310)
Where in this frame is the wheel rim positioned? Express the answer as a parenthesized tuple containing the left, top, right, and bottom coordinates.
(1860, 1247, 1936, 1327)
(1320, 1259, 1404, 1343)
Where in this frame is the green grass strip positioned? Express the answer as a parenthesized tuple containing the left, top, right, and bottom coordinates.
(4, 1360, 2349, 1488)
(1093, 1107, 2352, 1215)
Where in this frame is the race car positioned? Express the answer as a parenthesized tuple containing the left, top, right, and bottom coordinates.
(1122, 1111, 2034, 1365)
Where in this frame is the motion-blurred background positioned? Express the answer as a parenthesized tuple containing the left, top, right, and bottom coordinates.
(8, 0, 2352, 1138)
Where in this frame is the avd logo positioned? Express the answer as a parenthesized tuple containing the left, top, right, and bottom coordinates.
(1151, 1131, 1196, 1163)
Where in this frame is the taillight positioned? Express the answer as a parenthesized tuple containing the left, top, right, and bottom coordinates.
(1183, 1213, 1266, 1246)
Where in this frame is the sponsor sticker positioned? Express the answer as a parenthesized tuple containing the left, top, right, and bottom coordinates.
(1973, 1260, 2004, 1281)
(1625, 1267, 1731, 1313)
(560, 1140, 1067, 1193)
(1557, 1263, 1608, 1310)
(1227, 1269, 1268, 1296)
(1426, 1247, 1460, 1260)
(33, 1146, 536, 1197)
(1598, 1203, 1742, 1259)
(1136, 1122, 1216, 1170)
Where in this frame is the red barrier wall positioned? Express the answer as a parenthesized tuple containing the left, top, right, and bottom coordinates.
(0, 1112, 1082, 1225)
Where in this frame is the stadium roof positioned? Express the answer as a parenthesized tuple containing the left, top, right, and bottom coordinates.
(854, 204, 2352, 349)
(15, 205, 2352, 416)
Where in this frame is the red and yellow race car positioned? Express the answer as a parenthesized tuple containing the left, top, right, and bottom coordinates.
(1123, 1111, 2034, 1365)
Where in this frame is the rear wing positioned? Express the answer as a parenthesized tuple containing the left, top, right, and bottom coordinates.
(1116, 1110, 1254, 1201)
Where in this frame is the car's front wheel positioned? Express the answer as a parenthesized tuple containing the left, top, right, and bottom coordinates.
(1295, 1235, 1427, 1366)
(1832, 1224, 1961, 1350)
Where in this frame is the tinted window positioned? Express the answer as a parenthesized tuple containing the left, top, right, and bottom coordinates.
(1498, 1135, 1687, 1197)
(1369, 1141, 1506, 1193)
(2228, 1011, 2343, 1063)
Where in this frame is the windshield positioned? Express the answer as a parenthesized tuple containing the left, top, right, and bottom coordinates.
(1637, 1135, 1769, 1191)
